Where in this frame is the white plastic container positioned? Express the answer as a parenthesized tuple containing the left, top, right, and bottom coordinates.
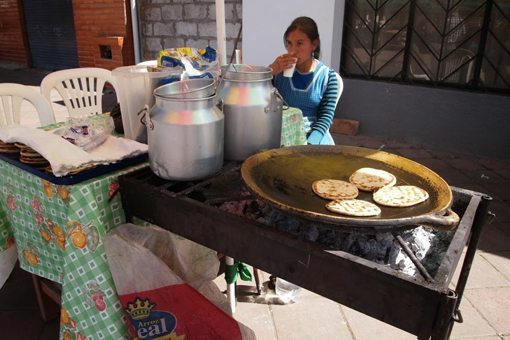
(275, 277, 301, 303)
(112, 65, 181, 142)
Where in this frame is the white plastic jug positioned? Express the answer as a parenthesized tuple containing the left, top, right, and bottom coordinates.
(112, 65, 180, 142)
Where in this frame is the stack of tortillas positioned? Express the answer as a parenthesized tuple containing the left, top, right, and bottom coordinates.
(0, 139, 19, 155)
(16, 143, 50, 169)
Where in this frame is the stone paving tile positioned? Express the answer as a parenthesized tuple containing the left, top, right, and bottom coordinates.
(271, 290, 353, 340)
(445, 158, 489, 171)
(465, 287, 510, 335)
(340, 135, 387, 149)
(461, 169, 508, 186)
(481, 182, 510, 201)
(493, 167, 510, 181)
(234, 301, 277, 340)
(450, 296, 497, 339)
(452, 182, 489, 195)
(428, 148, 465, 160)
(437, 169, 475, 188)
(451, 253, 509, 290)
(392, 148, 436, 159)
(213, 270, 278, 339)
(477, 223, 510, 253)
(383, 139, 422, 149)
(340, 305, 415, 340)
(478, 157, 510, 170)
(452, 337, 503, 340)
(480, 251, 510, 281)
(489, 203, 510, 223)
(496, 224, 510, 238)
(417, 157, 453, 172)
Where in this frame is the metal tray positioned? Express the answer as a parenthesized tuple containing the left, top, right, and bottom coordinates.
(0, 152, 148, 185)
(241, 145, 459, 231)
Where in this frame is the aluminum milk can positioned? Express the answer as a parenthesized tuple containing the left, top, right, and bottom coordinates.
(147, 84, 224, 181)
(217, 64, 283, 161)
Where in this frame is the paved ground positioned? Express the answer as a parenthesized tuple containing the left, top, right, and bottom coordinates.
(1, 66, 509, 339)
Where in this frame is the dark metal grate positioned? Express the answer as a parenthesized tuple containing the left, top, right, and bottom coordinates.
(341, 0, 510, 93)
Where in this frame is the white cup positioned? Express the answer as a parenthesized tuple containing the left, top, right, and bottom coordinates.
(283, 63, 296, 77)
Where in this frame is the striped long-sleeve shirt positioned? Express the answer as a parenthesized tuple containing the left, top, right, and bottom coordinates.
(274, 60, 339, 144)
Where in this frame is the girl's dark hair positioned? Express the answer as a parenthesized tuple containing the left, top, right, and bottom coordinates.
(283, 16, 321, 59)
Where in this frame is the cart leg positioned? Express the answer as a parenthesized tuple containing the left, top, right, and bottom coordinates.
(430, 290, 458, 340)
(431, 195, 492, 340)
(253, 268, 261, 295)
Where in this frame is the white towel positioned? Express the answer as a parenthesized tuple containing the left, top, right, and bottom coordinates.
(0, 126, 148, 177)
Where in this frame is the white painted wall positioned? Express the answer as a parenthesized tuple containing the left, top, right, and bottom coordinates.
(242, 0, 344, 71)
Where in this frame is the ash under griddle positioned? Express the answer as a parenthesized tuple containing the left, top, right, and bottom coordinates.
(219, 199, 455, 278)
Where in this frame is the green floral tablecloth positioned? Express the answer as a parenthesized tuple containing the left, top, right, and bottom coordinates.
(0, 160, 147, 340)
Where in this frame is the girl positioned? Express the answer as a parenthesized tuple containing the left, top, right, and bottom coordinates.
(270, 16, 339, 145)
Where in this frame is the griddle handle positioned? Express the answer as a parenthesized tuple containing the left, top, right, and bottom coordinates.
(415, 208, 460, 230)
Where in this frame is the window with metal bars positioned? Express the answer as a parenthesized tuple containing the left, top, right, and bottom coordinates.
(341, 0, 510, 93)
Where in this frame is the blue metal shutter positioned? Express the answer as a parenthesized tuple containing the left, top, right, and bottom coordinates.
(22, 0, 79, 70)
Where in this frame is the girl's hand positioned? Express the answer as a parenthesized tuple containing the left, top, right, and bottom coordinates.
(270, 53, 297, 75)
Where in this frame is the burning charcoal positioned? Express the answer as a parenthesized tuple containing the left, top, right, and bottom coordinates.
(244, 200, 262, 219)
(375, 232, 394, 244)
(276, 217, 301, 234)
(303, 225, 319, 242)
(421, 228, 453, 275)
(248, 195, 455, 279)
(316, 229, 338, 246)
(403, 227, 434, 259)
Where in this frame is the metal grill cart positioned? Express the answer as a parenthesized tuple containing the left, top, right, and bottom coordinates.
(119, 162, 491, 340)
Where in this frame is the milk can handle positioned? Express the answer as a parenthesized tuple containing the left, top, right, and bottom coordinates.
(265, 88, 288, 113)
(273, 88, 289, 110)
(214, 77, 225, 109)
(139, 105, 153, 130)
(214, 62, 235, 108)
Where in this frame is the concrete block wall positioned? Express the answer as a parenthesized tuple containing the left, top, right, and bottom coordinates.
(0, 0, 29, 66)
(139, 0, 242, 62)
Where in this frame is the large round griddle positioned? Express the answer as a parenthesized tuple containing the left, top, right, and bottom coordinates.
(241, 145, 459, 232)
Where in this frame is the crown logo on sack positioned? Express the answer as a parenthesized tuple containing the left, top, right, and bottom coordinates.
(125, 297, 155, 320)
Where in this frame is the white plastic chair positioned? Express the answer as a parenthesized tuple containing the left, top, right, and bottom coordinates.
(41, 67, 117, 118)
(0, 83, 56, 127)
(136, 60, 158, 67)
(335, 71, 344, 106)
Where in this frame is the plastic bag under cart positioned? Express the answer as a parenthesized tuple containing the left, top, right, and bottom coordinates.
(104, 223, 255, 339)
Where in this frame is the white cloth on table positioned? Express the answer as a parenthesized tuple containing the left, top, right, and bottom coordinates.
(0, 125, 148, 177)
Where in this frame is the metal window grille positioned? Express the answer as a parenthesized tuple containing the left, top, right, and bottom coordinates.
(341, 0, 510, 93)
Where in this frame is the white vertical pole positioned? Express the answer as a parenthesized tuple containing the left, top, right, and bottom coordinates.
(225, 256, 236, 314)
(215, 0, 227, 66)
(130, 0, 141, 64)
(223, 48, 242, 316)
